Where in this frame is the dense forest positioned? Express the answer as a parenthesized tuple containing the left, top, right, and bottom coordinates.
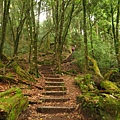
(0, 0, 120, 120)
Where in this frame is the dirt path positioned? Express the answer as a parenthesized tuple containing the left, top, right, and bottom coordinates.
(18, 65, 86, 120)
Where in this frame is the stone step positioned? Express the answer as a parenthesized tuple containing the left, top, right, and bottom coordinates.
(37, 106, 75, 113)
(40, 65, 51, 67)
(43, 75, 60, 78)
(42, 91, 66, 95)
(41, 70, 53, 72)
(45, 86, 66, 91)
(40, 97, 70, 102)
(41, 72, 54, 74)
(45, 81, 65, 86)
(45, 77, 63, 82)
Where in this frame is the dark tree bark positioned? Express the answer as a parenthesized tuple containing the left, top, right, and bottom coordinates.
(111, 0, 120, 72)
(56, 0, 65, 71)
(83, 0, 88, 72)
(0, 0, 10, 59)
(116, 0, 120, 71)
(53, 0, 59, 66)
(29, 0, 39, 77)
(52, 0, 75, 72)
(13, 17, 26, 56)
(89, 15, 95, 59)
(9, 1, 28, 57)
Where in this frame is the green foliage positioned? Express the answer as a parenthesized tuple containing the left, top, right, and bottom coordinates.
(74, 74, 97, 92)
(3, 42, 13, 57)
(6, 72, 15, 78)
(93, 39, 117, 70)
(0, 61, 4, 68)
(73, 50, 85, 71)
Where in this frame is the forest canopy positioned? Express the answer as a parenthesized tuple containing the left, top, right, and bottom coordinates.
(0, 0, 119, 73)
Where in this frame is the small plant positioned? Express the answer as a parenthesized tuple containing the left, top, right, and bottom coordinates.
(75, 74, 97, 92)
(0, 61, 4, 68)
(76, 73, 120, 120)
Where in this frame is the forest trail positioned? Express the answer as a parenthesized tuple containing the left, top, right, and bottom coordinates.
(36, 65, 82, 120)
(18, 63, 84, 120)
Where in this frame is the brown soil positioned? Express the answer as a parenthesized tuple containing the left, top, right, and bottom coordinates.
(18, 73, 87, 120)
(0, 53, 91, 120)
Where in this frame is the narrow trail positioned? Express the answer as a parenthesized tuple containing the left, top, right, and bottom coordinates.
(19, 64, 85, 120)
(37, 65, 82, 120)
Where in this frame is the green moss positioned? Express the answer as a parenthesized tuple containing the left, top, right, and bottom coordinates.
(75, 74, 97, 92)
(117, 113, 120, 120)
(75, 73, 120, 119)
(0, 87, 28, 120)
(100, 81, 120, 93)
(6, 73, 15, 78)
(74, 75, 84, 86)
(10, 62, 35, 82)
(77, 92, 120, 120)
(0, 61, 4, 68)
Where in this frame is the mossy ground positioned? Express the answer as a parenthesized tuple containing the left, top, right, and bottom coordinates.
(75, 74, 120, 120)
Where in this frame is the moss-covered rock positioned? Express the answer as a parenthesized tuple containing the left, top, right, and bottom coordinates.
(77, 92, 120, 120)
(0, 87, 28, 120)
(75, 74, 120, 120)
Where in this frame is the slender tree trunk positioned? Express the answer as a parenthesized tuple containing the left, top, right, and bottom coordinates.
(53, 0, 59, 66)
(0, 0, 10, 59)
(52, 0, 74, 72)
(27, 2, 33, 63)
(116, 0, 120, 71)
(56, 0, 65, 71)
(62, 3, 75, 43)
(83, 0, 88, 72)
(89, 16, 95, 58)
(111, 0, 120, 72)
(13, 17, 26, 56)
(29, 0, 39, 77)
(9, 1, 27, 57)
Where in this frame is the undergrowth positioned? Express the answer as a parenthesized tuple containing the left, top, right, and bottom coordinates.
(75, 74, 120, 120)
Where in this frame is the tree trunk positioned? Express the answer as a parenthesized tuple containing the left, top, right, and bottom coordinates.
(29, 0, 39, 77)
(89, 15, 95, 58)
(116, 0, 120, 71)
(111, 0, 120, 72)
(27, 1, 33, 63)
(13, 17, 26, 56)
(83, 0, 88, 72)
(0, 0, 10, 59)
(53, 0, 75, 72)
(87, 56, 119, 93)
(87, 56, 104, 80)
(53, 0, 59, 66)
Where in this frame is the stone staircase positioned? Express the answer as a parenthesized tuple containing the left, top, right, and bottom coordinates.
(37, 65, 76, 113)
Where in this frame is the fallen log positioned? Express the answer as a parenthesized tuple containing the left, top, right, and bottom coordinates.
(0, 87, 28, 120)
